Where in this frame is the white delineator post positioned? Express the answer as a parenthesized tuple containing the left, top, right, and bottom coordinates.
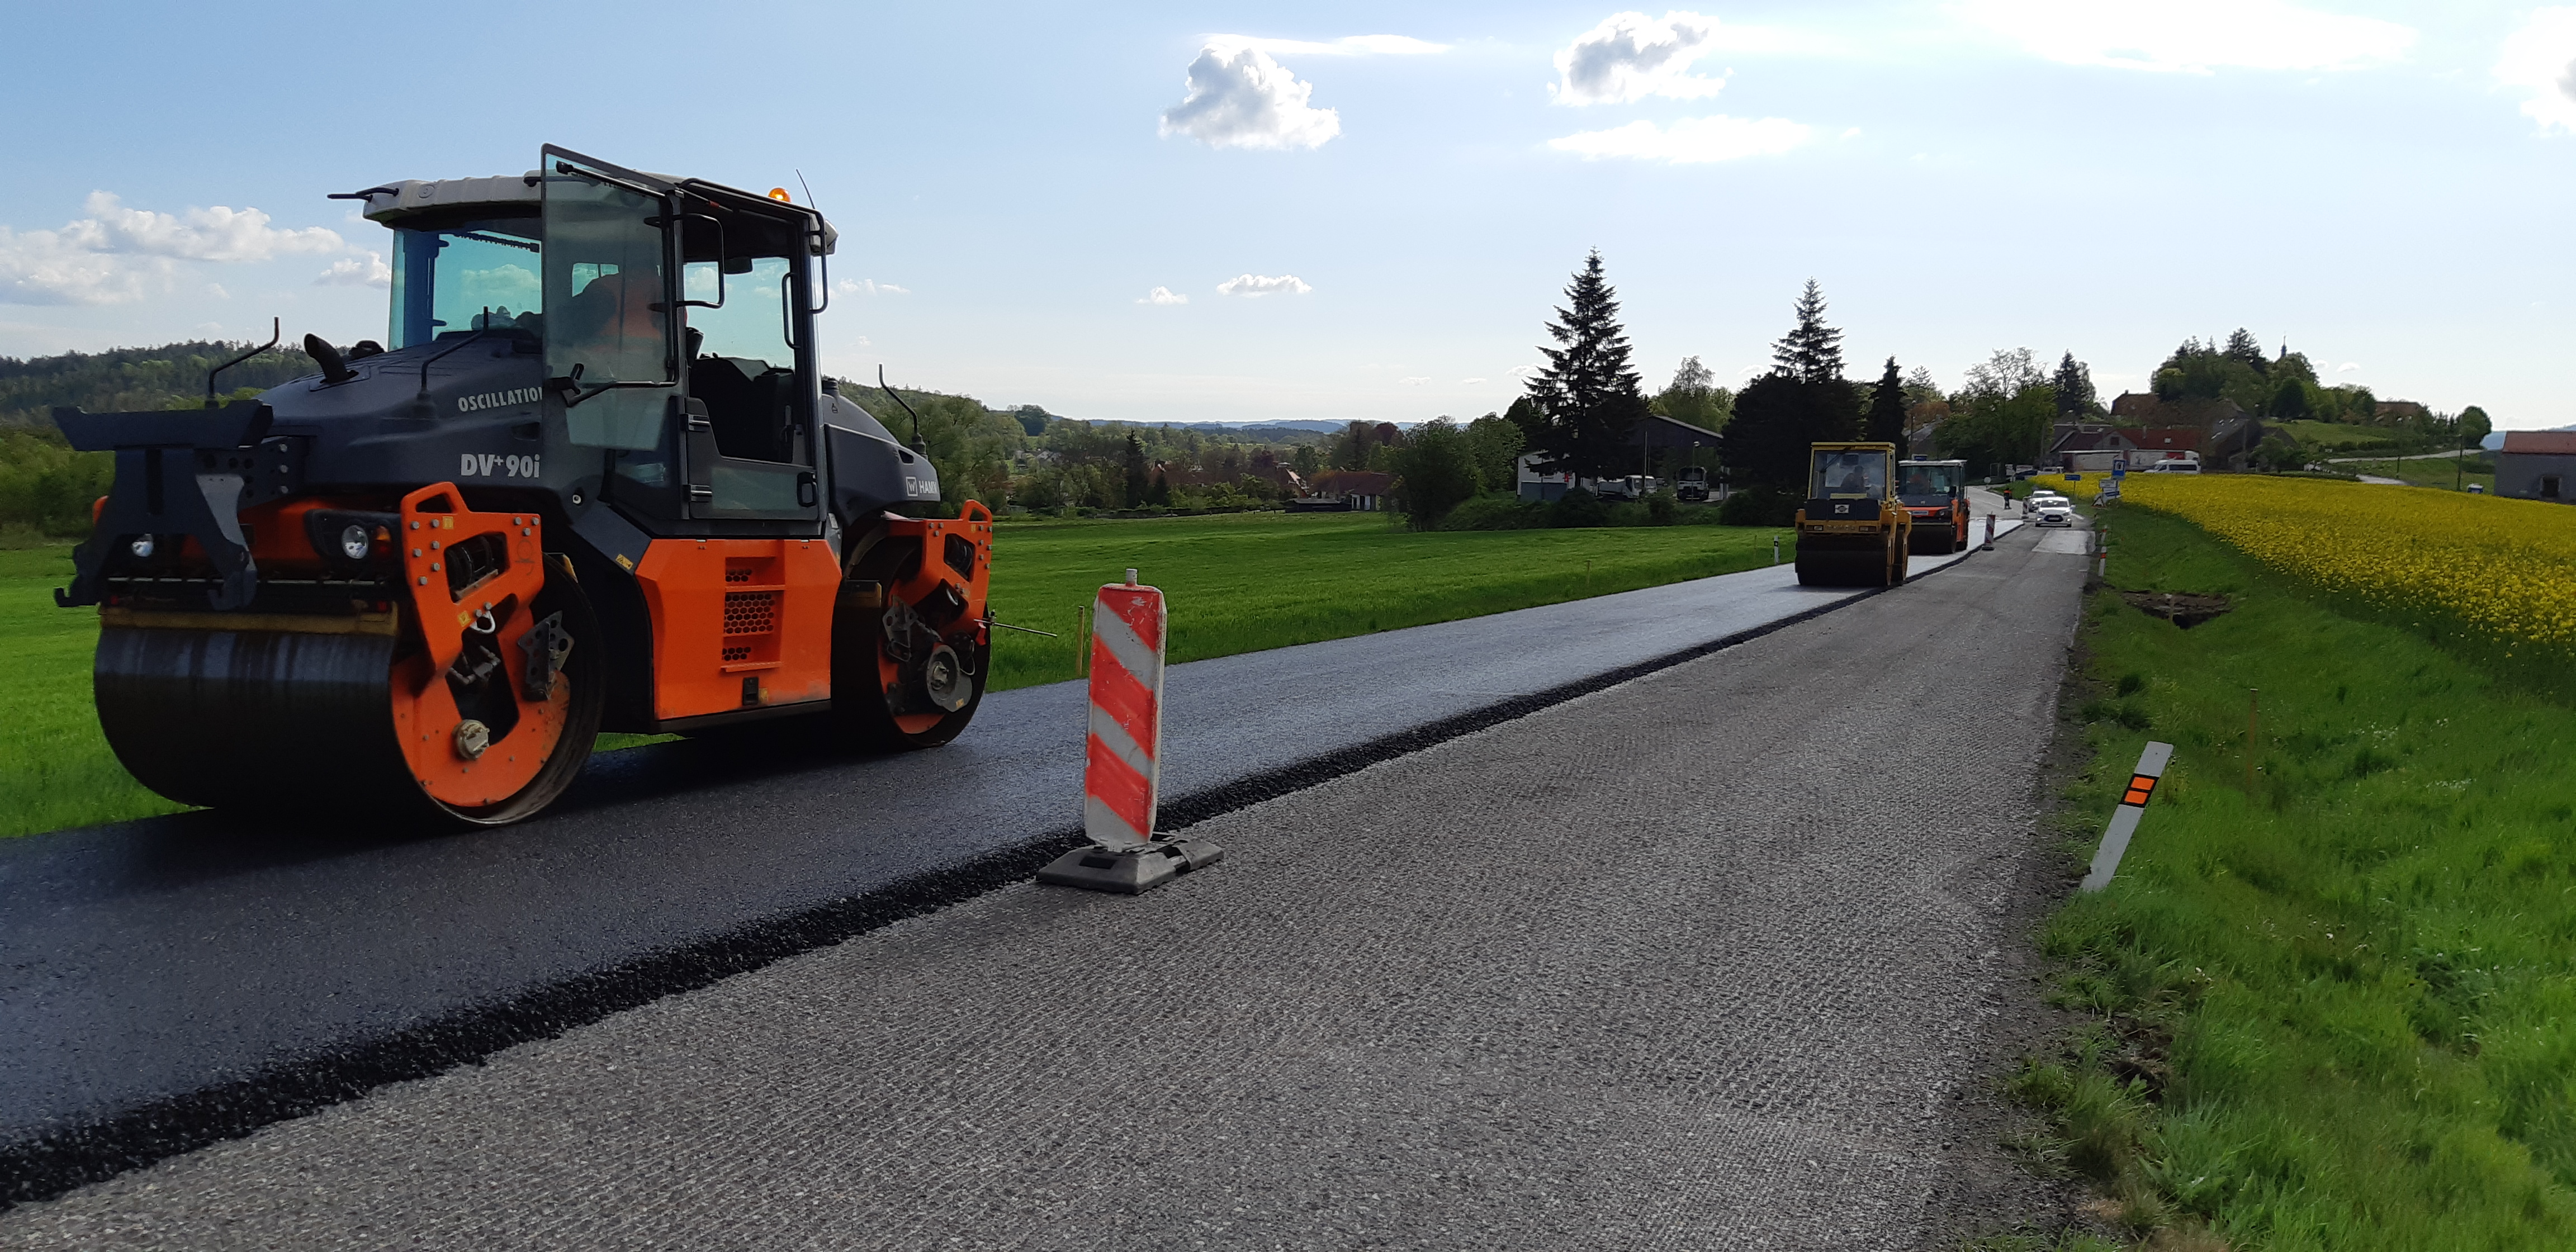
(1037, 568, 1225, 894)
(1082, 571, 1166, 850)
(1981, 513, 1996, 551)
(2080, 741, 2175, 892)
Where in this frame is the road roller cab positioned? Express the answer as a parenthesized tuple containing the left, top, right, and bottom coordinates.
(1793, 442, 1912, 587)
(50, 145, 993, 826)
(1896, 458, 1969, 556)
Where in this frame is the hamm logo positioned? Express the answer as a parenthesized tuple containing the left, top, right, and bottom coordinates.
(457, 387, 542, 414)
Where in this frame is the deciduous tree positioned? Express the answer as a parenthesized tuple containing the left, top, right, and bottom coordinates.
(1389, 418, 1482, 530)
(1462, 413, 1526, 491)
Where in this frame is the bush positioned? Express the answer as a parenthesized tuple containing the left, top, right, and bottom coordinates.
(1645, 489, 1677, 525)
(0, 428, 112, 537)
(1386, 419, 1481, 530)
(1439, 492, 1545, 531)
(1547, 487, 1610, 529)
(1717, 485, 1798, 527)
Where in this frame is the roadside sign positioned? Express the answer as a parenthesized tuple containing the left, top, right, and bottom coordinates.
(2112, 457, 2128, 473)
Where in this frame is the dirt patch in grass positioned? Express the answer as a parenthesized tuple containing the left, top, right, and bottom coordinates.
(2114, 591, 2233, 630)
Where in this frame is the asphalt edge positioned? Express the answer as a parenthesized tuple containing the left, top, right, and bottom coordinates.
(0, 538, 2015, 1210)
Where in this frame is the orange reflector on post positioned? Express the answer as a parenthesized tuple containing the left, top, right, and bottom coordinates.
(2082, 742, 2175, 893)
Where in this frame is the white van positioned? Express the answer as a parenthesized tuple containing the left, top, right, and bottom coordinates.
(2141, 459, 2200, 474)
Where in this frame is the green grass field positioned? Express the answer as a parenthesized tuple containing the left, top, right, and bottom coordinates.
(0, 547, 189, 834)
(2346, 456, 2496, 494)
(981, 511, 1785, 690)
(2273, 419, 2412, 453)
(2012, 505, 2576, 1246)
(0, 513, 1787, 837)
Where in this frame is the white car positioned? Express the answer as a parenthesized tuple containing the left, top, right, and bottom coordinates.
(2034, 500, 2076, 527)
(2024, 490, 2066, 515)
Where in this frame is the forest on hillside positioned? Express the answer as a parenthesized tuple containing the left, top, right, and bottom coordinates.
(0, 340, 1353, 540)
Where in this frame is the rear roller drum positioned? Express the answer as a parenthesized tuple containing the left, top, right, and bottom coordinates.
(94, 556, 605, 826)
(831, 536, 987, 750)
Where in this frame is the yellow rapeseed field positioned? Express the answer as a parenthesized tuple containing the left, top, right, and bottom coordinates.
(2121, 475, 2576, 655)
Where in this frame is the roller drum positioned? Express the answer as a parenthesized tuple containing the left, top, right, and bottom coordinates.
(94, 627, 410, 812)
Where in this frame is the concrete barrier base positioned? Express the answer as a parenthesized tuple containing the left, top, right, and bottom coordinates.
(1036, 838, 1226, 895)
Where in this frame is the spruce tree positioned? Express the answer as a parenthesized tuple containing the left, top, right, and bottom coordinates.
(2221, 328, 2269, 377)
(1771, 280, 1846, 384)
(1121, 433, 1149, 506)
(1523, 250, 1647, 478)
(1866, 357, 1907, 444)
(2051, 352, 2096, 416)
(1720, 283, 1860, 492)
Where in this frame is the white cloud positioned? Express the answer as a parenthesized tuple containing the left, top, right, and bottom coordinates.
(2498, 9, 2576, 132)
(1550, 115, 1811, 163)
(77, 191, 344, 263)
(837, 278, 910, 296)
(1508, 363, 1544, 381)
(1161, 45, 1342, 150)
(1208, 34, 1447, 57)
(1460, 377, 1488, 385)
(2337, 362, 2361, 372)
(1554, 11, 1729, 105)
(1960, 0, 2415, 74)
(0, 191, 349, 306)
(1399, 376, 1431, 386)
(1138, 285, 1189, 305)
(315, 251, 392, 288)
(1217, 273, 1312, 297)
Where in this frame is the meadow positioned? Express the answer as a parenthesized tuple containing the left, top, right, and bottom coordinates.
(0, 511, 1786, 837)
(2009, 500, 2576, 1248)
(2120, 474, 2576, 687)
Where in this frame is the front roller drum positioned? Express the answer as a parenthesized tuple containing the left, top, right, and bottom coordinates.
(1794, 544, 1879, 588)
(94, 554, 607, 826)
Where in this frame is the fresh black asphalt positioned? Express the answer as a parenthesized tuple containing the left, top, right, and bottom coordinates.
(0, 507, 2025, 1205)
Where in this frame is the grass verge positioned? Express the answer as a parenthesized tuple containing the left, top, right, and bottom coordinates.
(2001, 505, 2576, 1248)
(2, 514, 1787, 837)
(979, 510, 1785, 690)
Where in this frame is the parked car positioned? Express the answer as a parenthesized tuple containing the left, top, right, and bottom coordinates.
(2034, 500, 2076, 528)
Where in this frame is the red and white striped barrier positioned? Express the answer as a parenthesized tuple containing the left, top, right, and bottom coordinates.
(1038, 568, 1224, 894)
(1083, 570, 1166, 850)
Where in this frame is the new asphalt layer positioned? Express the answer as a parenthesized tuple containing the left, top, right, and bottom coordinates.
(1, 504, 2085, 1248)
(1, 499, 2034, 1212)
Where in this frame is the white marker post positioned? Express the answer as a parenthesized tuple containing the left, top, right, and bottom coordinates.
(1980, 513, 1996, 552)
(2080, 741, 2174, 892)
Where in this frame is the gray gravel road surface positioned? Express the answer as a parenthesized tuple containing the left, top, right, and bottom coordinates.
(1, 520, 2085, 1250)
(0, 511, 2013, 1159)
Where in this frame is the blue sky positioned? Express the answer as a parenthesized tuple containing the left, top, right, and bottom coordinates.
(4, 2, 2575, 429)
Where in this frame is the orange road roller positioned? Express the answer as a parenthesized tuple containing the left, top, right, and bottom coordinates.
(51, 146, 991, 826)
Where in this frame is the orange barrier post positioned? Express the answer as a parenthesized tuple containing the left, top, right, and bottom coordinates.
(1036, 568, 1225, 894)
